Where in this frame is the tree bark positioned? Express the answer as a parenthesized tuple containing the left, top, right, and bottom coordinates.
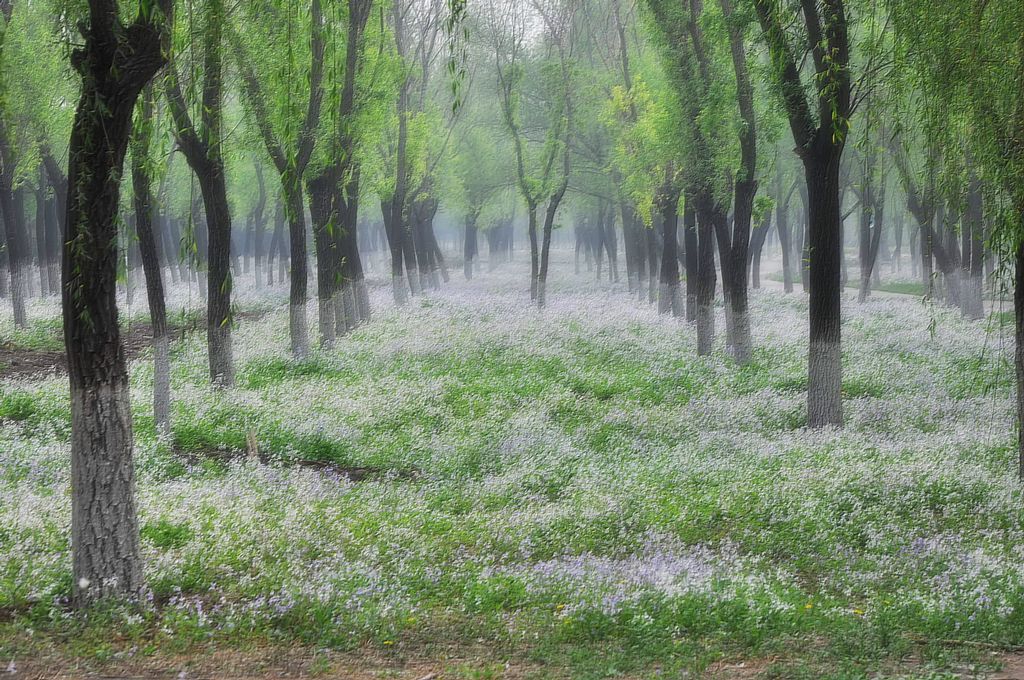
(805, 150, 844, 427)
(658, 185, 682, 316)
(464, 213, 478, 280)
(694, 193, 718, 355)
(131, 86, 171, 434)
(64, 0, 173, 607)
(166, 0, 233, 385)
(0, 120, 27, 327)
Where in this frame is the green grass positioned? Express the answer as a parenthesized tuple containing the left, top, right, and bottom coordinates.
(0, 274, 1021, 679)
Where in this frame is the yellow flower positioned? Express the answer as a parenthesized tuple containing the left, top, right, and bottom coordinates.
(853, 609, 865, 616)
(383, 640, 394, 646)
(804, 602, 814, 610)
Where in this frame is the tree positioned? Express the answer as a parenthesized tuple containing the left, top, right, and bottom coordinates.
(753, 0, 852, 427)
(232, 0, 325, 354)
(889, 0, 1023, 476)
(487, 0, 575, 307)
(130, 85, 171, 433)
(62, 0, 174, 606)
(166, 0, 234, 386)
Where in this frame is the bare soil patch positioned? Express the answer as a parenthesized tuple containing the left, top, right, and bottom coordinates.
(0, 311, 266, 381)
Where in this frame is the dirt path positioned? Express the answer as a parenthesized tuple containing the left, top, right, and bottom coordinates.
(0, 311, 266, 381)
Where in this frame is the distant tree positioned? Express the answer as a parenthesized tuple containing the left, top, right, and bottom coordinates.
(232, 0, 325, 353)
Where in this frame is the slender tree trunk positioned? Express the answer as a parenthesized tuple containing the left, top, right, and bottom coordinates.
(528, 204, 539, 301)
(777, 192, 793, 293)
(658, 188, 682, 316)
(858, 186, 885, 303)
(538, 197, 562, 308)
(1016, 237, 1024, 481)
(464, 214, 478, 280)
(381, 199, 407, 304)
(963, 175, 985, 319)
(0, 134, 27, 326)
(131, 87, 170, 434)
(646, 225, 659, 304)
(727, 182, 754, 365)
(683, 193, 698, 321)
(694, 195, 717, 355)
(44, 182, 61, 292)
(35, 171, 48, 297)
(921, 213, 934, 300)
(253, 162, 267, 288)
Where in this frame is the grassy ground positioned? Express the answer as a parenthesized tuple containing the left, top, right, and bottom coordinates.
(1, 255, 1023, 678)
(766, 270, 930, 297)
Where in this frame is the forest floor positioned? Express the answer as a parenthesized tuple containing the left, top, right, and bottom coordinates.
(2, 250, 1023, 679)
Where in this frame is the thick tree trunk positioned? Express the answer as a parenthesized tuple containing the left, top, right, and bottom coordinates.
(805, 151, 843, 428)
(63, 0, 172, 607)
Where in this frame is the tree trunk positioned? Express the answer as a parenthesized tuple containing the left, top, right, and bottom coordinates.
(464, 215, 478, 280)
(309, 172, 336, 347)
(253, 163, 267, 288)
(776, 198, 793, 292)
(806, 151, 843, 428)
(131, 87, 171, 434)
(63, 0, 172, 607)
(694, 194, 717, 355)
(196, 166, 234, 385)
(646, 225, 659, 304)
(0, 144, 27, 327)
(528, 204, 539, 301)
(1016, 237, 1024, 481)
(683, 193, 698, 321)
(381, 199, 407, 304)
(658, 189, 682, 316)
(35, 171, 49, 297)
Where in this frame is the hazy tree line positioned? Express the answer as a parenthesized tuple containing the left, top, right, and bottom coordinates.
(0, 0, 1022, 606)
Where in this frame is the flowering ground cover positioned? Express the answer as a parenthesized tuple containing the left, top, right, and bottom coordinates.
(1, 256, 1023, 678)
